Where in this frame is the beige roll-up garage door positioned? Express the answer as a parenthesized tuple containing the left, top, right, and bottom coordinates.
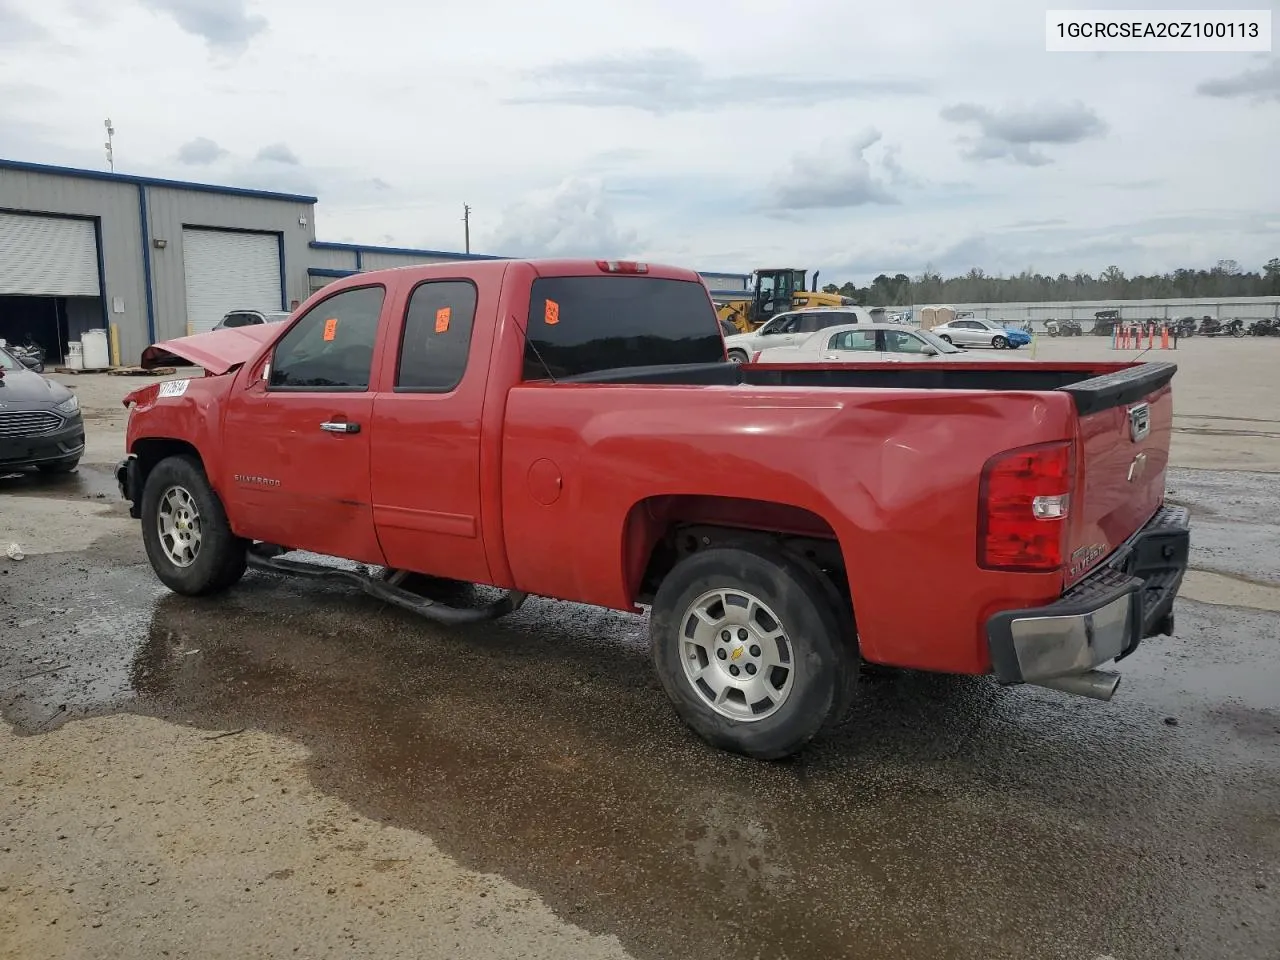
(182, 227, 282, 333)
(0, 212, 101, 296)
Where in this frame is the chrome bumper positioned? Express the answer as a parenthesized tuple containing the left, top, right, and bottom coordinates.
(986, 504, 1191, 696)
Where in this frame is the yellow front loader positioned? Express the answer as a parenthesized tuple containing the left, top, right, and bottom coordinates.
(714, 268, 853, 333)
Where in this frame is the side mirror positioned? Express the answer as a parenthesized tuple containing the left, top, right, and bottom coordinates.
(921, 346, 938, 356)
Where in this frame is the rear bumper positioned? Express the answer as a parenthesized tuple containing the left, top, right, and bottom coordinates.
(986, 504, 1190, 685)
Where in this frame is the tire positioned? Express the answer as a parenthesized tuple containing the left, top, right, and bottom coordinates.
(649, 545, 855, 760)
(727, 349, 749, 364)
(140, 455, 247, 596)
(992, 336, 1008, 349)
(938, 335, 953, 344)
(1231, 325, 1244, 338)
(36, 456, 80, 474)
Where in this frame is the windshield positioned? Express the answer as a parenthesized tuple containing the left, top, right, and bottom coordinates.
(916, 329, 963, 353)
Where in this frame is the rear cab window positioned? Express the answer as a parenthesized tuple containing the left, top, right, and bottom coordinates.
(523, 276, 723, 381)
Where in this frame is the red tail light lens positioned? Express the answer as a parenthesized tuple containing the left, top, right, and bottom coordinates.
(978, 440, 1074, 572)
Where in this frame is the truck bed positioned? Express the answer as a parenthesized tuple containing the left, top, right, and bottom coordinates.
(561, 359, 1177, 416)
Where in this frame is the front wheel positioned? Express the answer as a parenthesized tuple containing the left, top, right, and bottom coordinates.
(727, 349, 749, 364)
(1231, 325, 1245, 338)
(992, 335, 1008, 349)
(140, 455, 247, 596)
(649, 545, 855, 759)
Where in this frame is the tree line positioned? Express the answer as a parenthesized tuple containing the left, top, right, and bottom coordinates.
(822, 258, 1280, 307)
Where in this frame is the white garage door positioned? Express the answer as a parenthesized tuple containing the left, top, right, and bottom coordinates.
(0, 212, 100, 297)
(182, 228, 282, 334)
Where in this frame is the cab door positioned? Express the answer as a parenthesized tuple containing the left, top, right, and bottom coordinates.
(369, 277, 494, 585)
(220, 282, 390, 564)
(821, 328, 881, 361)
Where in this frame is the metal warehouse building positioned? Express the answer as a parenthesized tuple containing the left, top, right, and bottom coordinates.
(1, 157, 753, 368)
(0, 158, 324, 367)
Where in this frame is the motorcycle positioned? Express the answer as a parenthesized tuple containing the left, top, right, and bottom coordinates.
(1199, 317, 1245, 338)
(8, 341, 45, 373)
(1248, 318, 1280, 336)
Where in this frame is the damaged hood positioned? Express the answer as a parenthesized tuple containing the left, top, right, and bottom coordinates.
(140, 324, 278, 375)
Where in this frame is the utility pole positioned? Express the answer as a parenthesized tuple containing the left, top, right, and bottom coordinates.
(462, 203, 471, 255)
(104, 118, 115, 172)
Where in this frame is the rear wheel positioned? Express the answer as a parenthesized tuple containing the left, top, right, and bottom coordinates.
(992, 335, 1008, 349)
(140, 455, 247, 596)
(938, 335, 953, 344)
(649, 545, 855, 759)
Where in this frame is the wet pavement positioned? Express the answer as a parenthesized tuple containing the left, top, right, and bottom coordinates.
(3, 468, 1279, 959)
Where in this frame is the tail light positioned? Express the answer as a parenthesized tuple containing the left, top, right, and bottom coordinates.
(978, 440, 1074, 572)
(596, 260, 648, 274)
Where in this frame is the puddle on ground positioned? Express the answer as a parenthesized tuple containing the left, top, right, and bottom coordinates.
(3, 555, 1279, 960)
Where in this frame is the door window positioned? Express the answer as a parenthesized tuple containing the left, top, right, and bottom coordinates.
(883, 330, 929, 353)
(828, 330, 878, 351)
(816, 312, 856, 329)
(396, 280, 478, 392)
(268, 285, 385, 391)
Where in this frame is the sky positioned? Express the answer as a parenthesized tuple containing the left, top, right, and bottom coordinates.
(0, 0, 1277, 284)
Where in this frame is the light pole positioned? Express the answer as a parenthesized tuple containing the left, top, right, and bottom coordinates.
(104, 118, 115, 172)
(462, 203, 471, 255)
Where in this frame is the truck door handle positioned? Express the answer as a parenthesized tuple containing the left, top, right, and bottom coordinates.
(320, 421, 360, 434)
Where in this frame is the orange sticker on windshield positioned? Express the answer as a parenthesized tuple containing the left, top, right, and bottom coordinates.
(544, 299, 560, 325)
(435, 307, 451, 333)
(322, 317, 338, 342)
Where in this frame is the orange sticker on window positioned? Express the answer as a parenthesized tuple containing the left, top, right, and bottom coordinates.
(435, 306, 451, 333)
(544, 299, 560, 325)
(322, 317, 338, 341)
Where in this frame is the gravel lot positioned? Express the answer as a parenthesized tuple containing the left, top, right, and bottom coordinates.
(3, 336, 1279, 960)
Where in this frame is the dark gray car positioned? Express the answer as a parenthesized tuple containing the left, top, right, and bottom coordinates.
(0, 346, 85, 474)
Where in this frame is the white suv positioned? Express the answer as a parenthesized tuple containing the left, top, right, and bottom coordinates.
(723, 307, 877, 363)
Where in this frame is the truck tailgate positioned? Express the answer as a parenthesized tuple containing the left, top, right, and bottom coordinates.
(1061, 362, 1176, 586)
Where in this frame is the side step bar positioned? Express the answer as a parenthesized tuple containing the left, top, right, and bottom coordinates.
(246, 546, 527, 625)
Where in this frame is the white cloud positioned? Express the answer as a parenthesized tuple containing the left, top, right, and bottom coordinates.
(0, 0, 1274, 282)
(483, 178, 641, 258)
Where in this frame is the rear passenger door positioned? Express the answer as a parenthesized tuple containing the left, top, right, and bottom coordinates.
(822, 329, 881, 361)
(369, 278, 493, 584)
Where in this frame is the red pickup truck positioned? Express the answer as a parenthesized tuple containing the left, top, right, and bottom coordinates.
(117, 258, 1189, 759)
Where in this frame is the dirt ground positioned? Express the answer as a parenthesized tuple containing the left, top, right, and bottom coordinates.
(3, 336, 1279, 960)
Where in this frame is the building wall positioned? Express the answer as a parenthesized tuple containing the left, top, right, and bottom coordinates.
(144, 187, 316, 343)
(699, 272, 751, 292)
(0, 166, 147, 362)
(359, 250, 461, 271)
(309, 246, 358, 270)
